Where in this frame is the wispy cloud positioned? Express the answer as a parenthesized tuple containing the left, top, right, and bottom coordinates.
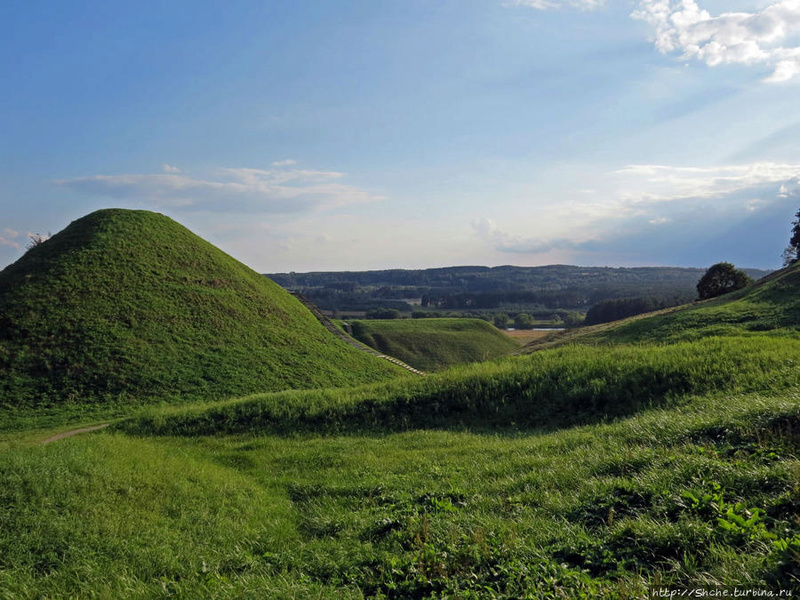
(0, 228, 21, 249)
(474, 161, 800, 259)
(271, 159, 298, 167)
(54, 164, 383, 214)
(613, 162, 800, 204)
(162, 164, 181, 173)
(505, 0, 605, 9)
(632, 0, 800, 82)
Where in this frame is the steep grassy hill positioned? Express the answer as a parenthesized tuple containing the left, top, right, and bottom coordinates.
(348, 318, 520, 371)
(0, 209, 403, 409)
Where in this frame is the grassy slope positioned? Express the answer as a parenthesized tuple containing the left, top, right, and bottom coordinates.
(0, 209, 404, 413)
(519, 263, 800, 352)
(3, 259, 800, 595)
(348, 318, 520, 371)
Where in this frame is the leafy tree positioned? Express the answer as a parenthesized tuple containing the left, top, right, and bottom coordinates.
(696, 262, 752, 300)
(783, 208, 800, 266)
(562, 311, 584, 327)
(513, 313, 534, 330)
(493, 313, 510, 329)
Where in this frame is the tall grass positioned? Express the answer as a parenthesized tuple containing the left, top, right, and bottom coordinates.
(119, 336, 800, 437)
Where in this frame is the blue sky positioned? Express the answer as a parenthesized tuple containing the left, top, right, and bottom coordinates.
(2, 0, 800, 272)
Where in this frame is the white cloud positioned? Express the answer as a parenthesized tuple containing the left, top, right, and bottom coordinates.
(505, 0, 605, 9)
(632, 0, 800, 81)
(510, 0, 800, 80)
(271, 159, 298, 167)
(54, 165, 383, 214)
(472, 217, 591, 254)
(473, 161, 800, 258)
(162, 164, 181, 173)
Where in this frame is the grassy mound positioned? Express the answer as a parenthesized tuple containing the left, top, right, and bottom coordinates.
(0, 209, 403, 409)
(599, 264, 800, 344)
(348, 318, 519, 371)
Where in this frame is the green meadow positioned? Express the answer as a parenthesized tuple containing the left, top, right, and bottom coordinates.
(1, 210, 799, 597)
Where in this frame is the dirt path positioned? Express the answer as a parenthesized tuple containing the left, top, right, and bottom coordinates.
(41, 424, 110, 445)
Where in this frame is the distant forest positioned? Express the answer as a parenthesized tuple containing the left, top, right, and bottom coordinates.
(268, 265, 772, 323)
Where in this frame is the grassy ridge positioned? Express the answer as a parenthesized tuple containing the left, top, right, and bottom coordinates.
(0, 209, 404, 410)
(118, 335, 800, 437)
(348, 318, 520, 371)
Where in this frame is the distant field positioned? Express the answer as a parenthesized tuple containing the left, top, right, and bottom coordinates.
(502, 328, 562, 344)
(347, 318, 520, 371)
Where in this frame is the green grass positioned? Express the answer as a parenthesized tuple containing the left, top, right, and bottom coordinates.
(347, 318, 520, 371)
(522, 264, 800, 352)
(117, 335, 800, 438)
(2, 389, 799, 597)
(0, 210, 405, 415)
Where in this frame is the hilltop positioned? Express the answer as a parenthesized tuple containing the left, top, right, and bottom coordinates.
(0, 209, 404, 409)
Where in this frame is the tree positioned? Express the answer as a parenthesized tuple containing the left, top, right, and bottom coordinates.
(696, 262, 752, 300)
(513, 313, 534, 330)
(493, 313, 510, 329)
(783, 208, 800, 266)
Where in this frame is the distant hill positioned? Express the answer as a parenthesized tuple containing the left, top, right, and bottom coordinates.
(347, 318, 520, 371)
(0, 209, 404, 407)
(268, 265, 772, 315)
(521, 262, 800, 351)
